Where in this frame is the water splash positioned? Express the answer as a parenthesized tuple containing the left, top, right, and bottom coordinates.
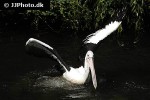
(34, 76, 86, 90)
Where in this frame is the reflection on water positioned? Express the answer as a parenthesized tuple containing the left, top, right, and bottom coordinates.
(34, 76, 85, 90)
(16, 71, 97, 100)
(4, 69, 148, 100)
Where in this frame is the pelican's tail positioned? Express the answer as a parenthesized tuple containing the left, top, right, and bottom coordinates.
(25, 38, 70, 72)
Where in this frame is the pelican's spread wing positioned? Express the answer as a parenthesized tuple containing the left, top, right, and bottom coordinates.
(84, 6, 127, 45)
(79, 7, 127, 61)
(25, 38, 70, 71)
(84, 21, 121, 44)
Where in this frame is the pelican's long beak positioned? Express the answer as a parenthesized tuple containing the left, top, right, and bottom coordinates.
(87, 57, 97, 89)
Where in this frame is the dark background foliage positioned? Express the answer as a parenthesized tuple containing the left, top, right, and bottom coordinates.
(0, 0, 149, 47)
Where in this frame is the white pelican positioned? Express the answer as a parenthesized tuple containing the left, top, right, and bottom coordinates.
(25, 7, 126, 89)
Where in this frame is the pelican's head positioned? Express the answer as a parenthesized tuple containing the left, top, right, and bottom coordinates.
(85, 51, 97, 89)
(86, 51, 94, 58)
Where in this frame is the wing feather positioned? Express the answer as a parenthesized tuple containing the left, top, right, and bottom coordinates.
(25, 38, 70, 72)
(84, 21, 121, 44)
(83, 6, 127, 45)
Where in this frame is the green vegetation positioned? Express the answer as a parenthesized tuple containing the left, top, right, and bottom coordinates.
(27, 0, 148, 44)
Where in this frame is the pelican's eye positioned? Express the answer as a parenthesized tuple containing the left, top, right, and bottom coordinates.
(87, 54, 91, 59)
(87, 54, 90, 57)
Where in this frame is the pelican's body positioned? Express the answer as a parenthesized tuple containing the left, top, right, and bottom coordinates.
(63, 66, 89, 84)
(25, 7, 127, 89)
(26, 38, 97, 88)
(63, 51, 96, 88)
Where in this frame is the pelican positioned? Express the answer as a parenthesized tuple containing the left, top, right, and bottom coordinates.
(25, 7, 126, 89)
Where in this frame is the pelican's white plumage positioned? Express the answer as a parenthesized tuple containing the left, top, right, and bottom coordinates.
(63, 66, 89, 84)
(63, 51, 97, 88)
(63, 51, 93, 83)
(84, 21, 121, 44)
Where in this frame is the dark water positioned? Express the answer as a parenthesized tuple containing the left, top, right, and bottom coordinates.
(0, 33, 150, 100)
